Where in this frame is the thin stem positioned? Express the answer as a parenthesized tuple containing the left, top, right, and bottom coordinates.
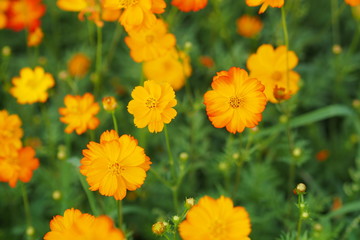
(95, 26, 103, 96)
(104, 23, 123, 72)
(281, 6, 290, 90)
(164, 125, 176, 178)
(21, 183, 33, 240)
(149, 168, 172, 189)
(77, 171, 100, 216)
(117, 200, 123, 229)
(111, 111, 119, 133)
(172, 187, 179, 213)
(232, 133, 244, 198)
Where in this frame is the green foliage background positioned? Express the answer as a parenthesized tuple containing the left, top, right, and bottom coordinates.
(1, 0, 360, 239)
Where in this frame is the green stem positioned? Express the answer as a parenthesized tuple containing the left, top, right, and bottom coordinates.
(77, 171, 100, 216)
(149, 168, 172, 189)
(21, 183, 33, 240)
(117, 200, 123, 229)
(164, 125, 176, 178)
(111, 111, 119, 133)
(172, 187, 179, 214)
(104, 23, 123, 72)
(95, 26, 103, 96)
(281, 6, 290, 90)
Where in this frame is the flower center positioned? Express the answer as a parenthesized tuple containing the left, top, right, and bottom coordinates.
(145, 35, 154, 43)
(271, 71, 282, 81)
(118, 0, 138, 8)
(145, 97, 158, 109)
(209, 220, 226, 238)
(229, 96, 244, 108)
(108, 162, 125, 175)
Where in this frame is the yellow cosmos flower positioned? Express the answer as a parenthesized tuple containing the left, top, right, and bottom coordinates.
(125, 18, 176, 62)
(203, 67, 267, 134)
(127, 80, 177, 133)
(143, 49, 192, 91)
(59, 93, 100, 135)
(0, 110, 23, 150)
(80, 130, 151, 200)
(246, 44, 300, 103)
(44, 208, 125, 240)
(179, 196, 251, 240)
(10, 67, 55, 104)
(246, 0, 284, 14)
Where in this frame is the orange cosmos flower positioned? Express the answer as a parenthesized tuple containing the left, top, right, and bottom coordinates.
(6, 0, 45, 31)
(345, 0, 360, 6)
(0, 146, 39, 188)
(199, 56, 214, 68)
(127, 80, 177, 133)
(171, 0, 208, 12)
(44, 208, 125, 240)
(316, 149, 329, 162)
(10, 66, 55, 104)
(247, 44, 300, 103)
(236, 15, 263, 38)
(125, 18, 176, 62)
(59, 93, 100, 135)
(104, 0, 162, 31)
(179, 196, 251, 240)
(203, 67, 267, 134)
(143, 49, 192, 91)
(80, 130, 151, 200)
(27, 27, 44, 47)
(246, 0, 284, 14)
(67, 53, 91, 78)
(0, 110, 23, 150)
(0, 1, 9, 29)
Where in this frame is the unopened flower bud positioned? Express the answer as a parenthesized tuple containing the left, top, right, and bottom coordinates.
(2, 46, 11, 57)
(232, 153, 239, 160)
(172, 215, 180, 223)
(26, 226, 35, 236)
(58, 70, 68, 80)
(218, 162, 228, 171)
(301, 211, 309, 219)
(57, 145, 67, 160)
(279, 115, 288, 123)
(293, 147, 302, 157)
(313, 223, 323, 232)
(332, 44, 342, 55)
(152, 222, 166, 235)
(179, 152, 189, 161)
(52, 190, 61, 200)
(296, 183, 306, 193)
(102, 96, 118, 112)
(185, 198, 195, 208)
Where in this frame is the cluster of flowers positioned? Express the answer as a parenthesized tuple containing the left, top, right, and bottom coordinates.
(0, 0, 45, 46)
(2, 0, 360, 239)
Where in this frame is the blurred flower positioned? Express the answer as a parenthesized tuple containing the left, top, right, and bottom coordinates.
(27, 27, 44, 47)
(102, 96, 118, 111)
(0, 1, 9, 29)
(236, 15, 263, 38)
(152, 222, 166, 235)
(171, 0, 208, 12)
(246, 0, 284, 14)
(127, 80, 177, 133)
(104, 0, 163, 31)
(57, 0, 121, 27)
(44, 208, 125, 240)
(80, 130, 151, 200)
(332, 197, 342, 211)
(0, 146, 39, 188)
(316, 149, 329, 162)
(59, 93, 100, 135)
(143, 49, 191, 91)
(345, 0, 360, 6)
(2, 46, 11, 56)
(179, 196, 251, 240)
(5, 0, 45, 31)
(0, 110, 23, 149)
(125, 18, 176, 62)
(273, 85, 291, 102)
(10, 66, 55, 104)
(67, 53, 91, 78)
(199, 56, 214, 68)
(203, 67, 267, 134)
(151, 0, 166, 13)
(332, 44, 342, 54)
(247, 44, 300, 103)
